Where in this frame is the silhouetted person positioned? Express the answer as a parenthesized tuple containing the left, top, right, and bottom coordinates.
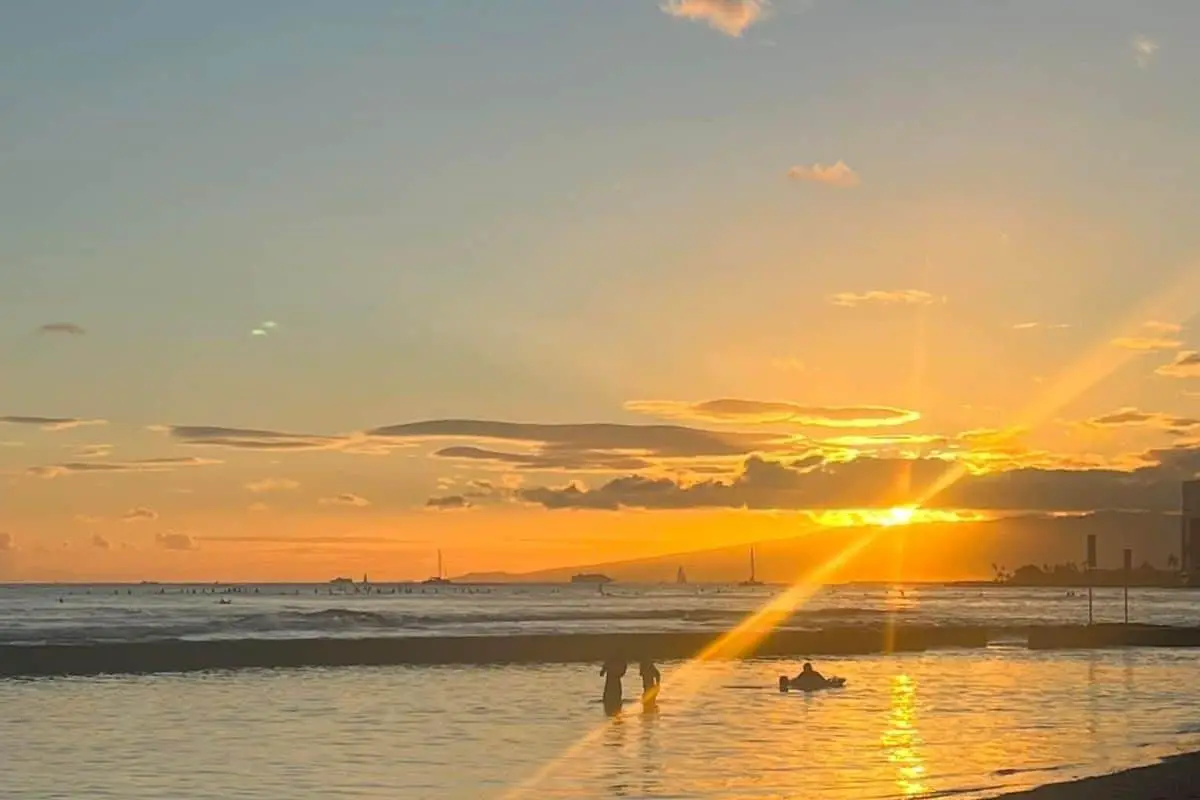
(639, 660, 661, 705)
(777, 662, 825, 690)
(600, 656, 627, 714)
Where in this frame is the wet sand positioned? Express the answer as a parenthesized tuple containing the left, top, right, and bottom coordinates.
(999, 752, 1200, 799)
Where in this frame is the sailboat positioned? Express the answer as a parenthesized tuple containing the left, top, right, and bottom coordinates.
(422, 550, 452, 585)
(739, 547, 763, 586)
(676, 566, 688, 585)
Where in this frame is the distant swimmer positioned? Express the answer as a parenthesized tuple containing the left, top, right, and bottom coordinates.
(639, 660, 661, 704)
(600, 655, 627, 714)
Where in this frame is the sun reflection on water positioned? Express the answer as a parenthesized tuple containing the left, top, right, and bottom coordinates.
(882, 673, 928, 797)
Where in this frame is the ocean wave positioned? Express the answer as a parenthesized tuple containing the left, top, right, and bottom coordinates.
(0, 605, 898, 645)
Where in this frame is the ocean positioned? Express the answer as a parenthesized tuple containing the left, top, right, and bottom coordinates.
(3, 583, 1200, 798)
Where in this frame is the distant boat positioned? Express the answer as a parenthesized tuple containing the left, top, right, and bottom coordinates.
(739, 548, 763, 586)
(422, 550, 452, 585)
(329, 577, 354, 586)
(570, 573, 613, 584)
(676, 566, 688, 584)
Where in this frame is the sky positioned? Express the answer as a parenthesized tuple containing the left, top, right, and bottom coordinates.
(3, 0, 1200, 581)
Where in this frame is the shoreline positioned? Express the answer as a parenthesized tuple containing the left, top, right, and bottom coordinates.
(0, 626, 988, 677)
(996, 751, 1200, 799)
(6, 623, 1200, 677)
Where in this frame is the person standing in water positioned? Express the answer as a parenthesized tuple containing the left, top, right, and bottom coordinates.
(639, 659, 661, 705)
(600, 655, 627, 713)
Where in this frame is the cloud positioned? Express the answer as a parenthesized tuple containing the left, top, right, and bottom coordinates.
(0, 416, 107, 431)
(74, 444, 113, 458)
(661, 0, 768, 37)
(25, 456, 220, 479)
(250, 320, 279, 337)
(1012, 322, 1070, 331)
(155, 531, 196, 551)
(787, 160, 860, 187)
(369, 418, 808, 473)
(37, 322, 85, 336)
(426, 495, 471, 510)
(319, 493, 371, 507)
(1132, 35, 1159, 68)
(1156, 351, 1200, 378)
(828, 290, 941, 307)
(1086, 408, 1200, 433)
(624, 399, 920, 428)
(91, 534, 111, 550)
(122, 506, 159, 523)
(515, 443, 1197, 514)
(0, 532, 12, 551)
(245, 477, 300, 493)
(1111, 336, 1182, 351)
(166, 425, 349, 451)
(1143, 321, 1183, 334)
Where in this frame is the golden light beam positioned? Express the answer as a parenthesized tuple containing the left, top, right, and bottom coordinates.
(498, 529, 877, 800)
(917, 259, 1200, 509)
(499, 258, 1200, 800)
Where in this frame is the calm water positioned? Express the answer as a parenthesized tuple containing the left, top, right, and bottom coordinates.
(4, 649, 1200, 799)
(3, 583, 1200, 643)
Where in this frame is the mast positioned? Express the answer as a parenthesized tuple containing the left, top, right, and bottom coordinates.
(437, 549, 444, 580)
(750, 547, 756, 582)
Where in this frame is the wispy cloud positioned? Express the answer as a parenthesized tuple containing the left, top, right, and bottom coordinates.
(122, 506, 159, 523)
(624, 399, 920, 428)
(0, 532, 13, 551)
(1132, 34, 1159, 68)
(0, 416, 107, 431)
(829, 290, 941, 308)
(74, 444, 113, 458)
(250, 320, 279, 337)
(769, 357, 806, 373)
(319, 493, 371, 507)
(37, 322, 85, 336)
(1086, 407, 1200, 432)
(787, 160, 860, 187)
(25, 457, 220, 479)
(1143, 320, 1183, 334)
(155, 531, 196, 551)
(1012, 322, 1070, 331)
(1111, 336, 1182, 351)
(1156, 351, 1200, 378)
(245, 477, 300, 493)
(426, 495, 471, 510)
(91, 534, 111, 550)
(661, 0, 768, 37)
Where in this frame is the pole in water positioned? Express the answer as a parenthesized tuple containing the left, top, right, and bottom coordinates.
(1086, 534, 1097, 626)
(1123, 547, 1132, 625)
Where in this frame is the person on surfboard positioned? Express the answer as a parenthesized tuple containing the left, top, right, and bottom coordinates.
(788, 662, 828, 689)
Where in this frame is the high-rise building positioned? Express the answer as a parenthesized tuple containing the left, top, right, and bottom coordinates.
(1182, 480, 1200, 577)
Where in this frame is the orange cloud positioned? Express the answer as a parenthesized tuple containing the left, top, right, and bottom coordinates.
(319, 493, 371, 507)
(122, 507, 159, 523)
(624, 399, 920, 428)
(660, 0, 767, 37)
(245, 477, 300, 493)
(0, 416, 107, 431)
(1012, 322, 1070, 330)
(1111, 336, 1182, 351)
(828, 289, 940, 307)
(787, 160, 860, 187)
(1156, 351, 1200, 378)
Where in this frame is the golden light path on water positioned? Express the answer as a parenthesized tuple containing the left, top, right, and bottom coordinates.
(498, 261, 1200, 799)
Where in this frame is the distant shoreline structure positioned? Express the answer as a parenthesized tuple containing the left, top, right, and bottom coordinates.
(569, 573, 613, 584)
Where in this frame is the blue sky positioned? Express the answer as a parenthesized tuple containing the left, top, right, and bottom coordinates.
(3, 1, 1200, 579)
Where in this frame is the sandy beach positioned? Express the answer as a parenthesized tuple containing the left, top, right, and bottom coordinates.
(999, 752, 1200, 799)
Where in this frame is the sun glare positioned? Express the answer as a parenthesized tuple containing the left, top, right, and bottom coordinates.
(884, 506, 916, 526)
